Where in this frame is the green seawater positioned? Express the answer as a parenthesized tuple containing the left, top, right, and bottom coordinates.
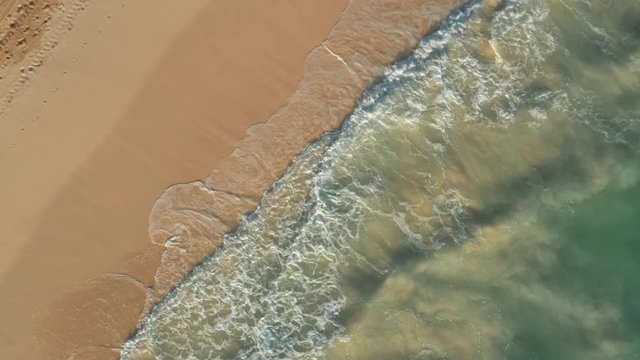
(123, 0, 640, 358)
(516, 183, 640, 359)
(322, 167, 640, 359)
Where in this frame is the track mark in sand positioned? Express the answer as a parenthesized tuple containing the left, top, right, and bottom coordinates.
(0, 0, 19, 24)
(0, 0, 91, 113)
(0, 0, 61, 68)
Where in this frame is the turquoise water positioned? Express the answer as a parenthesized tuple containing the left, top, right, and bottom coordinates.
(123, 0, 640, 358)
(509, 183, 640, 359)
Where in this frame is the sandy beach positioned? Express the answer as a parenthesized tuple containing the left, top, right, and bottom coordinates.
(0, 1, 346, 358)
(124, 0, 640, 358)
(0, 0, 468, 359)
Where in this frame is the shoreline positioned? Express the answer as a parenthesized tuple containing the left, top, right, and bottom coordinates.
(0, 1, 347, 359)
(147, 0, 470, 311)
(0, 1, 470, 359)
(125, 0, 640, 357)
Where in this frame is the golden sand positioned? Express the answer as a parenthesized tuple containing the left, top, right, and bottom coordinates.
(0, 1, 346, 358)
(0, 0, 467, 359)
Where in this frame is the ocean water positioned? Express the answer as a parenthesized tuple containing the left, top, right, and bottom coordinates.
(122, 0, 640, 358)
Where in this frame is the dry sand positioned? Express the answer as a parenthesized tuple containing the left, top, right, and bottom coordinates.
(0, 1, 346, 359)
(147, 0, 469, 311)
(0, 0, 469, 359)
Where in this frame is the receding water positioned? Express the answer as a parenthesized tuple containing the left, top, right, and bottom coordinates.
(122, 0, 640, 358)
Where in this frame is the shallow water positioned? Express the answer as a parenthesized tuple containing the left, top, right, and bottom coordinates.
(122, 0, 640, 358)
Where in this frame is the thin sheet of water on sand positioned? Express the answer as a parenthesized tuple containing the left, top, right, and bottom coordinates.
(123, 0, 640, 358)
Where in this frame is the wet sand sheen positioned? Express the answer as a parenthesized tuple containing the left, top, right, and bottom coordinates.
(123, 0, 640, 358)
(0, 0, 474, 359)
(146, 0, 470, 310)
(0, 1, 347, 359)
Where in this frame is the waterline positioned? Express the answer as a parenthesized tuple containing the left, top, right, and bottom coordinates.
(123, 0, 640, 358)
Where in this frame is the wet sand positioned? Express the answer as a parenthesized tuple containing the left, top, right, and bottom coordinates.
(148, 0, 469, 309)
(0, 1, 346, 359)
(0, 0, 468, 359)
